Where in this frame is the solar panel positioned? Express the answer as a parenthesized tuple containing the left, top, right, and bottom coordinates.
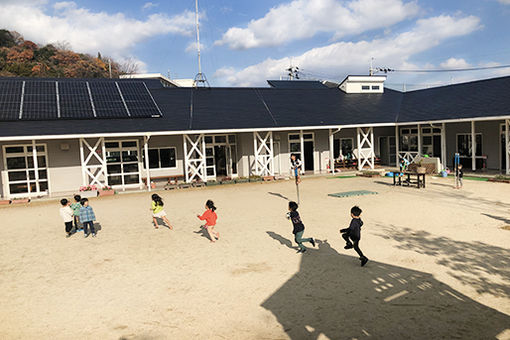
(89, 82, 129, 118)
(0, 80, 22, 120)
(118, 82, 162, 117)
(22, 81, 58, 120)
(0, 79, 163, 121)
(59, 81, 95, 119)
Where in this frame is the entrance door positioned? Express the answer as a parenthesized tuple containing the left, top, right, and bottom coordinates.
(214, 145, 227, 177)
(304, 141, 314, 171)
(379, 137, 389, 165)
(502, 126, 508, 172)
(389, 136, 396, 165)
(3, 144, 49, 197)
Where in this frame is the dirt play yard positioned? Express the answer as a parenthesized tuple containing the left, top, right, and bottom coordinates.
(1, 175, 510, 340)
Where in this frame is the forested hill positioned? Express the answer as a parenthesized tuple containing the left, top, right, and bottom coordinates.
(0, 29, 132, 78)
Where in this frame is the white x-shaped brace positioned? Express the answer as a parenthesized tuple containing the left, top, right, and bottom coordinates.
(357, 127, 374, 170)
(184, 134, 206, 182)
(81, 138, 107, 186)
(254, 132, 273, 176)
(399, 152, 419, 164)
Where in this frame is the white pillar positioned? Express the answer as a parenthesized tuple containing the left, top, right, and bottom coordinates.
(144, 135, 151, 191)
(79, 138, 87, 186)
(417, 124, 421, 156)
(370, 127, 375, 169)
(31, 140, 40, 194)
(183, 135, 189, 183)
(300, 130, 305, 173)
(101, 137, 108, 186)
(253, 132, 258, 175)
(201, 134, 206, 181)
(471, 121, 476, 171)
(357, 128, 362, 171)
(441, 123, 446, 170)
(269, 132, 274, 176)
(395, 126, 399, 166)
(506, 119, 509, 175)
(329, 129, 334, 173)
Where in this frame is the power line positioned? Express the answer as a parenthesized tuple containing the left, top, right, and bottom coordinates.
(377, 64, 510, 73)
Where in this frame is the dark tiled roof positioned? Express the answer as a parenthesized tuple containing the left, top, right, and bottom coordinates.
(398, 76, 510, 122)
(267, 80, 329, 89)
(0, 75, 509, 138)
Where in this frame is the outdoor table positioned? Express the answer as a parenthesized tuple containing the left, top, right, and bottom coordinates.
(393, 172, 426, 188)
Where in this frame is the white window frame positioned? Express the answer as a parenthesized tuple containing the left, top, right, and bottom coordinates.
(105, 139, 142, 189)
(143, 147, 177, 170)
(2, 143, 49, 198)
(456, 133, 483, 158)
(204, 134, 238, 179)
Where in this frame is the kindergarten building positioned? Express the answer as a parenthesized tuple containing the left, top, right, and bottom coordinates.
(0, 74, 509, 199)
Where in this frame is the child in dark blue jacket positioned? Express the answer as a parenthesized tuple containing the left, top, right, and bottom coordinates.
(340, 206, 368, 267)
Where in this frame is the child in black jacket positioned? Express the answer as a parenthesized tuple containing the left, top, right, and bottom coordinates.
(340, 206, 368, 267)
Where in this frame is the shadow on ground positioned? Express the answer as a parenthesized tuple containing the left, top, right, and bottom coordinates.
(268, 192, 290, 201)
(376, 225, 510, 299)
(262, 233, 510, 339)
(482, 213, 510, 225)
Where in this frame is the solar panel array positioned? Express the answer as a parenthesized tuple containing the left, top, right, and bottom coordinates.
(0, 80, 162, 121)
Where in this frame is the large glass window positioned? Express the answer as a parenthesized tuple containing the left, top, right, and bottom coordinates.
(143, 148, 177, 169)
(105, 140, 140, 187)
(3, 144, 49, 197)
(457, 134, 482, 157)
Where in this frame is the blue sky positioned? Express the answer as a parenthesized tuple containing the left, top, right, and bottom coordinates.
(1, 0, 510, 89)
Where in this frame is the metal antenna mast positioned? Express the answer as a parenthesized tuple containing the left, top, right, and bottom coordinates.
(193, 0, 209, 87)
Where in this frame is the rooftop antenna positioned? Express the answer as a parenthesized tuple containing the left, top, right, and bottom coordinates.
(369, 57, 374, 76)
(193, 0, 209, 87)
(286, 60, 300, 80)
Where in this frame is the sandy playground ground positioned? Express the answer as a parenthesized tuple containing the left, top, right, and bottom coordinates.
(1, 175, 510, 340)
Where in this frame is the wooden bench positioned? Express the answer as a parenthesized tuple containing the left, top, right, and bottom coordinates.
(142, 175, 185, 187)
(393, 172, 426, 188)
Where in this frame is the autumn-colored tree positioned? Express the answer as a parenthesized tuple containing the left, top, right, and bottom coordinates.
(0, 29, 124, 78)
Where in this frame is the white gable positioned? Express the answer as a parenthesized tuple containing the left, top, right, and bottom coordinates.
(339, 75, 387, 93)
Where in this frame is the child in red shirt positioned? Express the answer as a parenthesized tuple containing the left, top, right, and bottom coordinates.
(197, 200, 219, 243)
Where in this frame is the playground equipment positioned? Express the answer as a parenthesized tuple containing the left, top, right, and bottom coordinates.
(454, 153, 460, 188)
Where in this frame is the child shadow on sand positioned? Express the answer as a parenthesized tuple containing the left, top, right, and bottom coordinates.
(70, 222, 102, 237)
(152, 218, 172, 229)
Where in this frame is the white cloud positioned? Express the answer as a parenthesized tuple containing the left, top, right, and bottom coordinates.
(439, 58, 471, 69)
(498, 0, 510, 4)
(185, 41, 206, 53)
(142, 2, 158, 10)
(215, 0, 420, 50)
(214, 15, 482, 86)
(0, 1, 195, 61)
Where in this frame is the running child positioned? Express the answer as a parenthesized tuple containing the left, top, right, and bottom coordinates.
(197, 200, 219, 243)
(286, 201, 315, 253)
(70, 194, 82, 231)
(340, 206, 368, 267)
(290, 154, 302, 184)
(59, 198, 74, 238)
(456, 163, 464, 189)
(150, 194, 173, 229)
(80, 198, 97, 238)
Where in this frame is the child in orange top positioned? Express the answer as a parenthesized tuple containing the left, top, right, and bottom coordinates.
(197, 200, 219, 243)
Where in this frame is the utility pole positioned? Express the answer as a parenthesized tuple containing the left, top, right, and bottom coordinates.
(108, 58, 112, 78)
(193, 0, 209, 87)
(369, 57, 374, 76)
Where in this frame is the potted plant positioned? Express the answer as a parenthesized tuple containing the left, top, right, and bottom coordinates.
(235, 177, 249, 184)
(416, 160, 427, 174)
(79, 185, 99, 198)
(249, 175, 262, 182)
(488, 175, 510, 184)
(98, 185, 115, 196)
